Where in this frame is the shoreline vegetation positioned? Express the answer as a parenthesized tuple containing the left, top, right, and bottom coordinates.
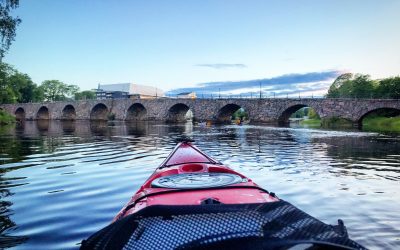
(298, 116, 400, 133)
(362, 116, 400, 133)
(326, 73, 400, 99)
(0, 62, 95, 104)
(0, 110, 15, 125)
(293, 105, 400, 133)
(299, 119, 321, 126)
(294, 73, 400, 132)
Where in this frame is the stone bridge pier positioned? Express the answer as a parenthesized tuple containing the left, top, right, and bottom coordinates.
(1, 98, 400, 128)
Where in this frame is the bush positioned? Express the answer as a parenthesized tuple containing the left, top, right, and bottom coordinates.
(0, 110, 16, 124)
(321, 117, 353, 128)
(308, 108, 320, 119)
(363, 116, 400, 133)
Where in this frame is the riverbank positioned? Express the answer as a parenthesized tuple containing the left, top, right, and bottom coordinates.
(0, 110, 15, 125)
(300, 116, 400, 133)
(363, 116, 400, 133)
(300, 118, 321, 126)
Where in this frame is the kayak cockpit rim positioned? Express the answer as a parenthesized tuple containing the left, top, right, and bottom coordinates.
(117, 185, 273, 220)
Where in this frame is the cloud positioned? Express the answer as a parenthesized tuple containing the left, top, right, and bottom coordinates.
(195, 63, 247, 69)
(167, 70, 341, 97)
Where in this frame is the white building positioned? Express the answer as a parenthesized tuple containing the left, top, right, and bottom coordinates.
(177, 92, 197, 99)
(97, 83, 165, 99)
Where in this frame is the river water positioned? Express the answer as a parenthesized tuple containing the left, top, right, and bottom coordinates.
(0, 121, 399, 249)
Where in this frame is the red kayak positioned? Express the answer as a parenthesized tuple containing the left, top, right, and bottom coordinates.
(81, 140, 366, 250)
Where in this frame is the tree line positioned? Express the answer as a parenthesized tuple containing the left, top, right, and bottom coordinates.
(0, 63, 95, 104)
(327, 73, 400, 99)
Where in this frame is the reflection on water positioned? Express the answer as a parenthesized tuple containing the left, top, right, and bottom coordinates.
(0, 121, 399, 249)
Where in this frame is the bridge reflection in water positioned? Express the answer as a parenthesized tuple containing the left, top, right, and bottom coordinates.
(8, 120, 195, 138)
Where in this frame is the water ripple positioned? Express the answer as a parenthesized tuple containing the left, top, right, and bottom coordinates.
(0, 121, 399, 249)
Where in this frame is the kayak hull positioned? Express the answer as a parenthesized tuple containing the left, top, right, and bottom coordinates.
(114, 142, 278, 220)
(82, 141, 367, 250)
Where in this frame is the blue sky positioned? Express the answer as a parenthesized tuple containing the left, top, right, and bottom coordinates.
(4, 0, 400, 97)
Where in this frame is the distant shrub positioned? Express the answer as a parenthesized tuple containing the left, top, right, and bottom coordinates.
(321, 117, 353, 128)
(0, 110, 16, 124)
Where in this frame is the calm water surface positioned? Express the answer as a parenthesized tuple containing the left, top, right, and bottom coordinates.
(0, 121, 399, 249)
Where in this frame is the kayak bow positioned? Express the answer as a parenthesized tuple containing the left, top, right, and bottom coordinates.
(81, 141, 366, 250)
(114, 142, 278, 219)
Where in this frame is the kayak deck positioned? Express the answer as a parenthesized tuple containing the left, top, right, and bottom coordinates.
(82, 141, 367, 250)
(114, 142, 279, 219)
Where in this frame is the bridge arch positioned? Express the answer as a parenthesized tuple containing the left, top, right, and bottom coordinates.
(357, 107, 400, 128)
(278, 104, 321, 124)
(61, 104, 76, 120)
(36, 106, 50, 120)
(14, 107, 26, 121)
(15, 107, 26, 121)
(167, 103, 193, 123)
(126, 103, 147, 121)
(90, 103, 109, 121)
(216, 103, 245, 123)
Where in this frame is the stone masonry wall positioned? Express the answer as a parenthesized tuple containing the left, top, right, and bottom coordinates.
(1, 98, 400, 124)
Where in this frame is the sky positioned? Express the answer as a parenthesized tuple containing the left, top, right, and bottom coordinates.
(4, 0, 400, 97)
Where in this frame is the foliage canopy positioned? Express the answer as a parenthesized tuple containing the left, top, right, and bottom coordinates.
(40, 80, 79, 102)
(0, 62, 81, 104)
(0, 0, 21, 59)
(327, 73, 400, 99)
(75, 90, 96, 100)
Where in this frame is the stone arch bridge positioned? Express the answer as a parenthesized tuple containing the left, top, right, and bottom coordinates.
(1, 98, 400, 126)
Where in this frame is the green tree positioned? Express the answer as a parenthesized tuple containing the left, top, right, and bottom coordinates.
(308, 108, 320, 119)
(68, 84, 79, 97)
(0, 62, 44, 103)
(40, 80, 79, 101)
(232, 108, 248, 120)
(75, 90, 95, 100)
(291, 108, 305, 118)
(0, 62, 45, 103)
(0, 108, 15, 124)
(8, 72, 37, 102)
(327, 73, 353, 98)
(327, 73, 378, 99)
(32, 84, 44, 102)
(337, 79, 354, 98)
(376, 77, 400, 99)
(303, 107, 309, 116)
(350, 74, 377, 98)
(0, 83, 16, 103)
(0, 0, 21, 60)
(0, 62, 17, 103)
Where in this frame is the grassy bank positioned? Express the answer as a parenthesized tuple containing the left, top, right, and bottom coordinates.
(300, 119, 321, 126)
(0, 110, 16, 125)
(363, 116, 400, 133)
(299, 117, 353, 128)
(300, 116, 400, 133)
(321, 117, 354, 128)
